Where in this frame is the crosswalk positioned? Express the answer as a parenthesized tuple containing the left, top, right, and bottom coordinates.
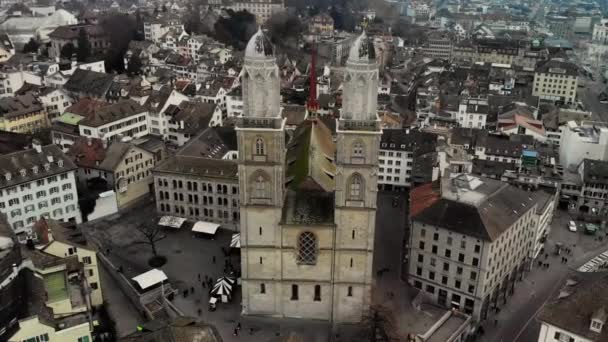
(578, 250, 608, 272)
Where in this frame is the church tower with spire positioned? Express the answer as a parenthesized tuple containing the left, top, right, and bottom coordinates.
(237, 28, 286, 316)
(332, 31, 381, 322)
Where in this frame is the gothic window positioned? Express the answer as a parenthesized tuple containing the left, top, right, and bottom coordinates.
(255, 137, 265, 156)
(297, 232, 317, 265)
(314, 285, 321, 301)
(347, 174, 364, 201)
(251, 171, 270, 200)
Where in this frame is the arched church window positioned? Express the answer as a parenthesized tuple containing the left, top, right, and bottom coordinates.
(297, 232, 317, 265)
(347, 174, 364, 201)
(252, 171, 269, 199)
(255, 137, 265, 155)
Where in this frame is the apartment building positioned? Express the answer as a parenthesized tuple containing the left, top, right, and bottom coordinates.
(456, 97, 489, 129)
(78, 99, 149, 143)
(592, 19, 608, 44)
(226, 0, 285, 24)
(537, 271, 608, 342)
(378, 129, 437, 190)
(68, 138, 158, 209)
(408, 174, 547, 320)
(476, 39, 520, 65)
(33, 218, 103, 307)
(546, 15, 574, 40)
(309, 13, 334, 36)
(541, 108, 592, 146)
(559, 121, 608, 169)
(48, 23, 110, 58)
(143, 14, 182, 43)
(0, 93, 48, 133)
(532, 59, 578, 105)
(422, 32, 453, 60)
(0, 65, 42, 98)
(145, 88, 189, 139)
(576, 159, 608, 217)
(0, 142, 81, 241)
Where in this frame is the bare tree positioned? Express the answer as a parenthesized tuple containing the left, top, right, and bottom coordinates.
(135, 221, 166, 257)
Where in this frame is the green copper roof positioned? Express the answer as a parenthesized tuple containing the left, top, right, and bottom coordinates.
(57, 112, 85, 125)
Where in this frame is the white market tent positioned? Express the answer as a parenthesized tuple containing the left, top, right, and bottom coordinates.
(158, 216, 187, 229)
(230, 233, 240, 248)
(132, 269, 168, 291)
(192, 221, 220, 235)
(211, 277, 233, 303)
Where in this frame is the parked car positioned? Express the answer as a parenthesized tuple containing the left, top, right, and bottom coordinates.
(568, 220, 577, 232)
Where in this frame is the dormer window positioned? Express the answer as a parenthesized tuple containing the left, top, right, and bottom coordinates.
(44, 163, 50, 171)
(19, 169, 26, 177)
(5, 173, 11, 181)
(32, 166, 38, 174)
(57, 160, 64, 167)
(590, 307, 606, 333)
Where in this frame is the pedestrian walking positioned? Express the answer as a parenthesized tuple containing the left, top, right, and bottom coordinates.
(198, 308, 202, 316)
(494, 319, 498, 326)
(212, 256, 216, 264)
(249, 328, 254, 335)
(191, 287, 195, 294)
(237, 322, 241, 330)
(198, 273, 201, 281)
(234, 328, 239, 336)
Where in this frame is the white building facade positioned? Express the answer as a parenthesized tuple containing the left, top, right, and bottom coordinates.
(0, 143, 81, 241)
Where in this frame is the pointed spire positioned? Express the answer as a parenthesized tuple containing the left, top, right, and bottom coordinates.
(307, 41, 319, 114)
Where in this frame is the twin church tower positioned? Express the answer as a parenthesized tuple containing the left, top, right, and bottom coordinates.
(236, 29, 381, 323)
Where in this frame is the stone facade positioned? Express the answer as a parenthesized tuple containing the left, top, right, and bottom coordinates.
(238, 30, 380, 323)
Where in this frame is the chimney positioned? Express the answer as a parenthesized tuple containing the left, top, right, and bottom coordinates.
(32, 139, 42, 153)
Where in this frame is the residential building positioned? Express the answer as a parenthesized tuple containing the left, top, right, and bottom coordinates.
(48, 23, 110, 58)
(592, 19, 608, 45)
(309, 13, 334, 36)
(0, 214, 26, 341)
(0, 34, 15, 62)
(0, 142, 82, 241)
(78, 99, 149, 143)
(576, 159, 608, 217)
(63, 69, 115, 100)
(541, 108, 592, 146)
(378, 129, 437, 190)
(477, 39, 520, 65)
(51, 98, 109, 151)
(226, 86, 243, 118)
(532, 59, 578, 105)
(408, 174, 550, 320)
(559, 121, 608, 169)
(68, 138, 157, 209)
(143, 14, 181, 43)
(497, 106, 546, 142)
(238, 30, 378, 322)
(8, 315, 92, 342)
(32, 87, 73, 121)
(145, 88, 189, 139)
(33, 218, 103, 307)
(0, 65, 42, 98)
(546, 15, 574, 40)
(422, 32, 453, 60)
(0, 93, 49, 133)
(537, 271, 608, 342)
(226, 0, 285, 24)
(456, 97, 489, 129)
(165, 101, 220, 146)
